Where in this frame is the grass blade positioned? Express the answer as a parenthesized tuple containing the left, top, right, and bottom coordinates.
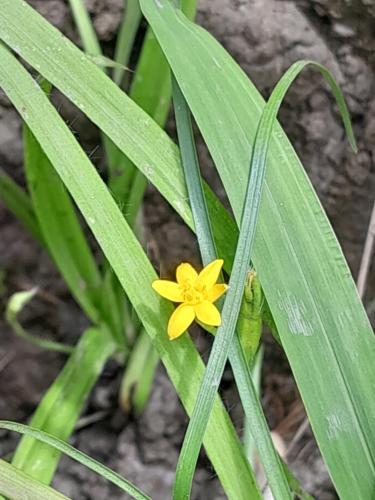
(12, 327, 115, 483)
(172, 75, 290, 499)
(109, 0, 197, 211)
(2, 2, 373, 494)
(119, 327, 159, 414)
(139, 3, 375, 498)
(24, 121, 103, 327)
(0, 168, 44, 244)
(0, 0, 201, 237)
(172, 55, 359, 498)
(171, 77, 213, 259)
(243, 346, 264, 464)
(0, 422, 150, 500)
(67, 0, 125, 179)
(113, 0, 142, 86)
(0, 460, 70, 500)
(68, 0, 101, 56)
(172, 73, 296, 496)
(0, 44, 259, 499)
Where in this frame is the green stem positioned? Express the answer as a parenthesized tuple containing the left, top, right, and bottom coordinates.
(119, 327, 159, 414)
(243, 346, 264, 465)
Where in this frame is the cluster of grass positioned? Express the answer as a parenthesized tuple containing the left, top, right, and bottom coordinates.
(0, 0, 374, 499)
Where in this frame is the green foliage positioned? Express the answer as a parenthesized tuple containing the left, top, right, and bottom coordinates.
(0, 39, 258, 500)
(0, 460, 71, 500)
(12, 328, 115, 482)
(68, 0, 101, 56)
(140, 3, 375, 497)
(0, 422, 150, 499)
(119, 328, 160, 414)
(171, 75, 289, 499)
(113, 0, 142, 86)
(0, 0, 373, 498)
(24, 124, 104, 326)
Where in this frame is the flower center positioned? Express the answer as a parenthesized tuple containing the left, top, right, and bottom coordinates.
(181, 282, 207, 305)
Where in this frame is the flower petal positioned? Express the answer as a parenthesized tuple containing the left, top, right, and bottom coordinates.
(196, 259, 224, 289)
(194, 301, 221, 327)
(168, 304, 195, 340)
(152, 280, 183, 302)
(176, 262, 198, 285)
(207, 283, 228, 303)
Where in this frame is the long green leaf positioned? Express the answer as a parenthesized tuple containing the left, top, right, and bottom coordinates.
(24, 124, 103, 325)
(0, 44, 259, 499)
(113, 0, 142, 86)
(174, 65, 311, 498)
(109, 0, 197, 212)
(66, 0, 177, 346)
(12, 327, 115, 483)
(0, 460, 70, 500)
(67, 0, 120, 175)
(172, 57, 355, 499)
(0, 0, 230, 268)
(138, 3, 375, 498)
(0, 422, 150, 500)
(172, 75, 290, 499)
(68, 0, 101, 56)
(119, 327, 160, 414)
(243, 346, 264, 465)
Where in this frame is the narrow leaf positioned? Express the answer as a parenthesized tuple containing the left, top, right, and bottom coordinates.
(0, 44, 259, 499)
(172, 75, 290, 499)
(24, 123, 103, 325)
(139, 3, 375, 498)
(113, 0, 142, 86)
(0, 460, 70, 500)
(68, 0, 101, 56)
(119, 327, 159, 414)
(0, 422, 150, 500)
(12, 328, 115, 483)
(109, 0, 197, 212)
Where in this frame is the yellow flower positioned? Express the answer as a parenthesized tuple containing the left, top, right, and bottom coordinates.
(152, 259, 228, 340)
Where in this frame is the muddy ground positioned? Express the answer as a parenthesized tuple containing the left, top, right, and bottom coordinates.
(0, 0, 374, 498)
